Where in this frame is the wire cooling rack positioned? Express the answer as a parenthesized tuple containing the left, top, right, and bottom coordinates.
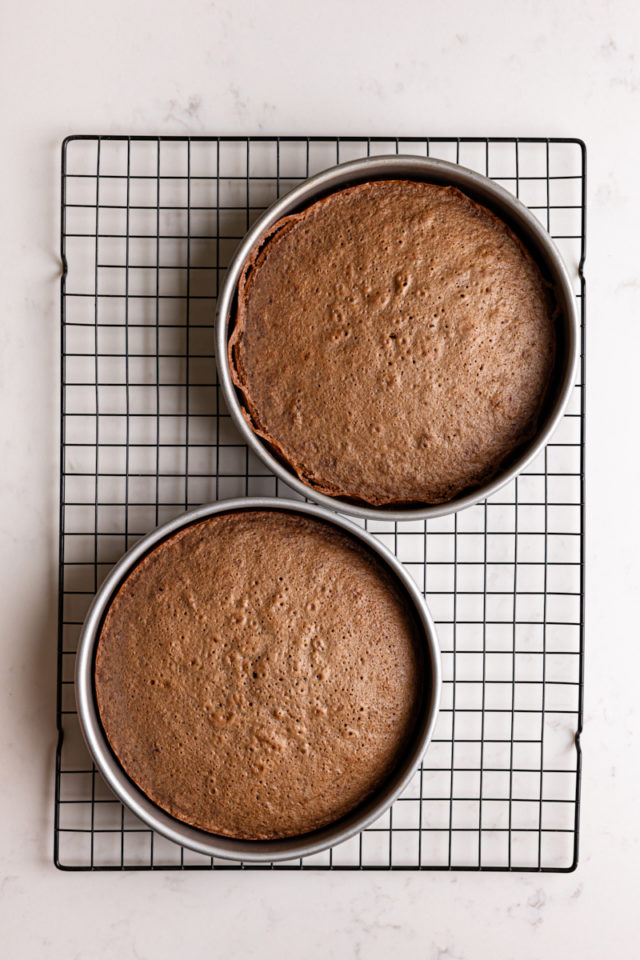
(56, 135, 585, 871)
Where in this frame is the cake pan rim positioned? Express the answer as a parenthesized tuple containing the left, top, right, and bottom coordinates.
(215, 153, 579, 521)
(75, 496, 441, 864)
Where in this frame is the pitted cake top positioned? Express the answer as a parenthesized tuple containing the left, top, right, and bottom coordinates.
(95, 510, 423, 839)
(229, 180, 556, 505)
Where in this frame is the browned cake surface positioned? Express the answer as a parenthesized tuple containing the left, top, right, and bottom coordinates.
(95, 510, 423, 840)
(229, 180, 556, 505)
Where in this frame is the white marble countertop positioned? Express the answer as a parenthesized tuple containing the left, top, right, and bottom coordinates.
(1, 0, 639, 956)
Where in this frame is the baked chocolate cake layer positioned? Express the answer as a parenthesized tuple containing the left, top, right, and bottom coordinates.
(229, 180, 556, 505)
(95, 510, 423, 839)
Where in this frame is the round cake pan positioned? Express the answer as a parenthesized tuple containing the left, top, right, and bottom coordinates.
(75, 497, 441, 864)
(215, 154, 579, 521)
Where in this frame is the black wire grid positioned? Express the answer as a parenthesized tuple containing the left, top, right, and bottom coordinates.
(56, 136, 585, 871)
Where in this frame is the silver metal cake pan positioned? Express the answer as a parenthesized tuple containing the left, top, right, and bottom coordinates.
(75, 497, 441, 864)
(215, 154, 579, 521)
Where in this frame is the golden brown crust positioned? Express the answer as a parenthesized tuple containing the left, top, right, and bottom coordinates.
(95, 510, 423, 840)
(228, 180, 557, 506)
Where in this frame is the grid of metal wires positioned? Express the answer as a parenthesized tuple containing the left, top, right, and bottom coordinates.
(56, 136, 585, 871)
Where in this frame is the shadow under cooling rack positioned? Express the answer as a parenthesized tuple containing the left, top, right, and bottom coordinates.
(56, 135, 585, 871)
